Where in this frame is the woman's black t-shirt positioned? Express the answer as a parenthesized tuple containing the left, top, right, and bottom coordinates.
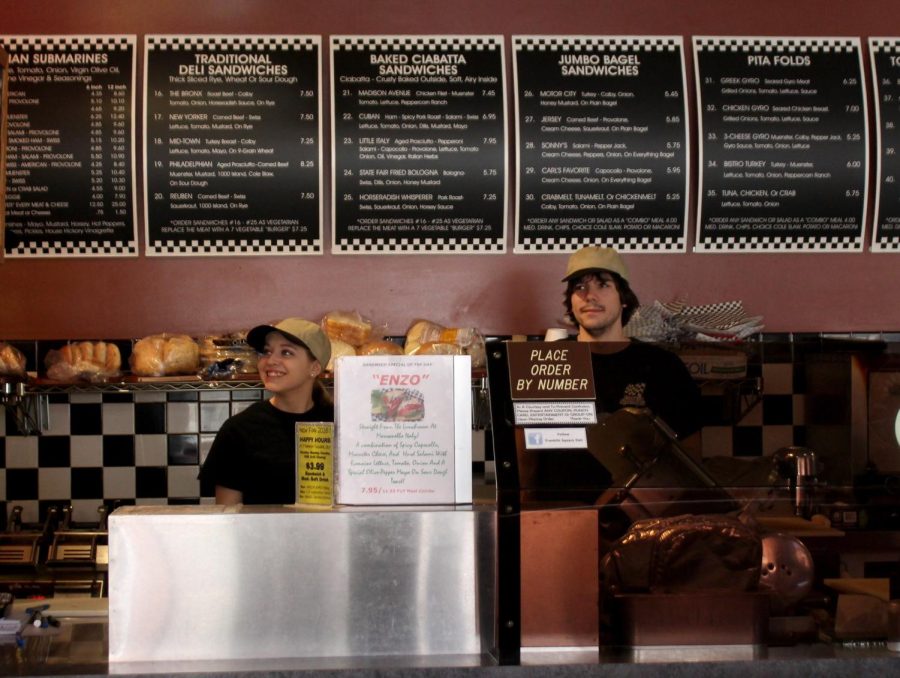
(199, 399, 334, 504)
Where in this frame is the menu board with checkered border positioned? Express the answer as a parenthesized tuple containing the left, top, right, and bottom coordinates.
(694, 36, 868, 252)
(1, 35, 137, 257)
(144, 35, 322, 256)
(513, 36, 689, 253)
(870, 38, 900, 252)
(331, 35, 507, 254)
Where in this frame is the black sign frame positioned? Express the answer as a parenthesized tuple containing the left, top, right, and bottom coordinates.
(694, 36, 868, 253)
(330, 34, 508, 254)
(1, 34, 138, 258)
(143, 34, 323, 257)
(870, 37, 900, 252)
(513, 35, 690, 253)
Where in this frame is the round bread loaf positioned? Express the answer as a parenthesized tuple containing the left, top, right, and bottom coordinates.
(130, 334, 199, 376)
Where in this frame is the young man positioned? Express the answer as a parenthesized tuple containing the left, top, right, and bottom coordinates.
(562, 246, 701, 441)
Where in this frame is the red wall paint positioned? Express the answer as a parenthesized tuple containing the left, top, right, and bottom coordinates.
(2, 0, 900, 339)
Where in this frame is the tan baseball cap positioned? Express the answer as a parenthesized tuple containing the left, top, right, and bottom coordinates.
(246, 317, 331, 368)
(561, 246, 629, 282)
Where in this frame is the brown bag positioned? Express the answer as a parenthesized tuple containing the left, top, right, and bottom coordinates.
(600, 513, 762, 595)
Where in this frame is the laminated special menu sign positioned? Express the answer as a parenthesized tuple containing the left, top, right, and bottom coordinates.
(334, 355, 472, 505)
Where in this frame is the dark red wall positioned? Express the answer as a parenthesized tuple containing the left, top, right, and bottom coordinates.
(2, 0, 899, 339)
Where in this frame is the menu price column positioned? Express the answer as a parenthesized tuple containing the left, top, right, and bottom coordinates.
(144, 35, 322, 256)
(331, 35, 507, 254)
(2, 35, 137, 257)
(514, 36, 689, 253)
(695, 37, 868, 252)
(870, 38, 900, 251)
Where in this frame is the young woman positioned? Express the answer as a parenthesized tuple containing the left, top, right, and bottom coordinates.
(199, 317, 333, 505)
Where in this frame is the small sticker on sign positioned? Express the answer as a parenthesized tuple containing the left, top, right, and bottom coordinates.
(523, 427, 588, 450)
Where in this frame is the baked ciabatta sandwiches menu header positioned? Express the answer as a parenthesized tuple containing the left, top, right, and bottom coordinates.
(330, 35, 507, 254)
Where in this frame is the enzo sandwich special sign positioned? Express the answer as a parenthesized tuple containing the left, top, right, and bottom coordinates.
(333, 354, 472, 505)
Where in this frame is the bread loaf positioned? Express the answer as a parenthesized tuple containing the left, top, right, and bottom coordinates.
(45, 341, 122, 381)
(326, 338, 356, 372)
(408, 341, 464, 356)
(405, 319, 484, 367)
(0, 343, 27, 378)
(404, 319, 443, 354)
(198, 335, 258, 376)
(322, 311, 373, 347)
(358, 340, 403, 356)
(130, 334, 200, 376)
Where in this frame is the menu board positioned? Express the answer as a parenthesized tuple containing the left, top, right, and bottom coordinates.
(144, 35, 322, 256)
(513, 36, 689, 253)
(331, 35, 507, 254)
(870, 38, 900, 251)
(1, 35, 137, 257)
(1, 45, 8, 251)
(695, 37, 868, 252)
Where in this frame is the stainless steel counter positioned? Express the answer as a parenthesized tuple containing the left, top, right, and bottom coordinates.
(108, 504, 496, 663)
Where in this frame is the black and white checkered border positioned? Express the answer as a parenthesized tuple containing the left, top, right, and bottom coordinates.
(6, 241, 137, 257)
(696, 234, 863, 251)
(673, 300, 745, 321)
(0, 35, 133, 51)
(870, 38, 900, 53)
(695, 37, 858, 53)
(147, 35, 318, 51)
(514, 36, 679, 52)
(146, 239, 322, 255)
(333, 237, 504, 253)
(332, 36, 501, 52)
(515, 236, 684, 252)
(871, 239, 900, 251)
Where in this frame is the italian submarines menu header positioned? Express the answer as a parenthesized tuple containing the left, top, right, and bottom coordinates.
(513, 36, 689, 253)
(870, 38, 900, 251)
(695, 37, 868, 252)
(1, 35, 137, 257)
(144, 35, 322, 256)
(331, 35, 507, 254)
